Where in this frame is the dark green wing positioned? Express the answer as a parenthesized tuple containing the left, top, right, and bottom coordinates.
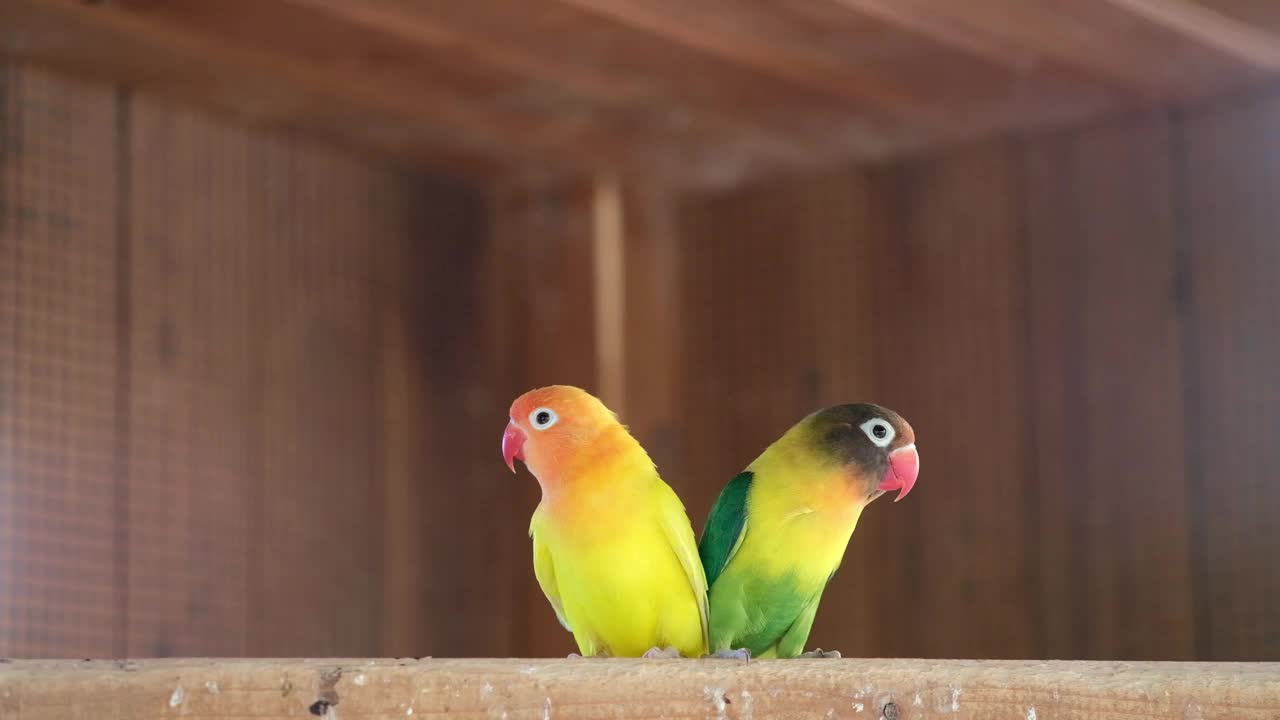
(698, 471, 753, 587)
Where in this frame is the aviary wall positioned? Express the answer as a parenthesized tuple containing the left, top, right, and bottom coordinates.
(4, 60, 1278, 662)
(0, 63, 512, 658)
(676, 96, 1280, 662)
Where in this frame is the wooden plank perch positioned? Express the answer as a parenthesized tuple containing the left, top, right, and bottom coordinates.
(1, 658, 1279, 719)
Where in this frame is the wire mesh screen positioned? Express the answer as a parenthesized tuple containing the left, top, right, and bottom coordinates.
(0, 65, 124, 658)
(0, 63, 485, 659)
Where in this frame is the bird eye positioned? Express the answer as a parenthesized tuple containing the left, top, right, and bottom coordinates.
(860, 418, 894, 448)
(530, 407, 558, 431)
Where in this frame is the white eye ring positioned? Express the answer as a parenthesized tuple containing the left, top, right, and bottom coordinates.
(529, 407, 559, 431)
(860, 418, 895, 448)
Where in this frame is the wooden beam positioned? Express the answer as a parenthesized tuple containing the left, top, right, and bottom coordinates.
(550, 0, 954, 128)
(619, 183, 684, 478)
(824, 0, 1044, 74)
(591, 175, 627, 415)
(280, 0, 811, 168)
(1103, 0, 1280, 71)
(0, 0, 683, 179)
(825, 0, 1268, 99)
(3, 659, 1280, 719)
(1, 0, 858, 183)
(0, 0, 498, 179)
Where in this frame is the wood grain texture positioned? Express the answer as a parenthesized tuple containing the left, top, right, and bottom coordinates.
(1106, 0, 1280, 70)
(864, 143, 1038, 659)
(6, 0, 1280, 185)
(3, 658, 1280, 720)
(1179, 93, 1280, 661)
(0, 0, 498, 178)
(1194, 0, 1280, 34)
(392, 174, 515, 659)
(1022, 116, 1195, 660)
(620, 183, 685, 485)
(124, 98, 259, 657)
(248, 128, 385, 657)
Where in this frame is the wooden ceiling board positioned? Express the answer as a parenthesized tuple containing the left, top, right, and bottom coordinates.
(1193, 0, 1280, 34)
(678, 0, 1132, 132)
(5, 0, 1280, 186)
(470, 0, 917, 151)
(68, 0, 641, 160)
(363, 0, 935, 169)
(1118, 0, 1280, 70)
(282, 0, 816, 173)
(831, 0, 1271, 97)
(0, 0, 502, 178)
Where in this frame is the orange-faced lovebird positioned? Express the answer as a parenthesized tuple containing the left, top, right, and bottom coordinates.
(699, 403, 919, 659)
(502, 385, 709, 658)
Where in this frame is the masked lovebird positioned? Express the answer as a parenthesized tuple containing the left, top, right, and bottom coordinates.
(502, 385, 709, 658)
(699, 403, 919, 659)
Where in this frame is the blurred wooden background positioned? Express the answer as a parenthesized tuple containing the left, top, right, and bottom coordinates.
(2, 0, 1280, 664)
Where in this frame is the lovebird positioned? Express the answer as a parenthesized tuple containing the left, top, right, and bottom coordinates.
(502, 385, 709, 658)
(699, 403, 919, 659)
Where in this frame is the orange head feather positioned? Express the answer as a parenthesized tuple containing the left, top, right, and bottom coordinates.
(501, 385, 633, 492)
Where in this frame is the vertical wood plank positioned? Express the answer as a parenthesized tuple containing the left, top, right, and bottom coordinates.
(592, 175, 626, 415)
(621, 183, 685, 489)
(251, 135, 383, 656)
(124, 99, 256, 656)
(373, 174, 429, 658)
(680, 178, 835, 512)
(1181, 94, 1280, 661)
(397, 175, 515, 658)
(863, 142, 1038, 658)
(1019, 134, 1084, 660)
(1022, 115, 1195, 660)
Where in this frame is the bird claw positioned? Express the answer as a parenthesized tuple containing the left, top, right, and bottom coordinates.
(705, 648, 752, 662)
(799, 648, 842, 659)
(641, 646, 682, 659)
(566, 651, 610, 659)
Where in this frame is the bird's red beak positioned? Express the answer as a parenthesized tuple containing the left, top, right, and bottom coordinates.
(879, 444, 919, 502)
(502, 421, 527, 473)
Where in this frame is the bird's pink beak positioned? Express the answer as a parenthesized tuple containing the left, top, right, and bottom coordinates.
(502, 421, 527, 473)
(879, 444, 919, 502)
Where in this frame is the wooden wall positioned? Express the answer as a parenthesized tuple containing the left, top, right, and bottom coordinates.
(677, 95, 1280, 662)
(3, 61, 1279, 663)
(0, 63, 510, 659)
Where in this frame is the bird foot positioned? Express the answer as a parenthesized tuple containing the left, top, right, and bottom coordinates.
(641, 646, 682, 659)
(705, 648, 752, 662)
(799, 648, 842, 659)
(566, 651, 610, 659)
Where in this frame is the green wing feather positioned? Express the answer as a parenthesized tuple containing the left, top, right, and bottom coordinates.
(698, 471, 753, 588)
(774, 592, 823, 657)
(701, 471, 838, 657)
